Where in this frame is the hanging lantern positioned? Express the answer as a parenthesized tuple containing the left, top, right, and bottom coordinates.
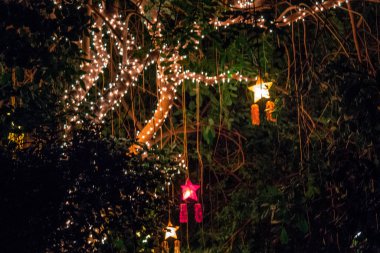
(174, 239, 181, 253)
(250, 104, 260, 126)
(181, 178, 200, 202)
(248, 75, 273, 103)
(179, 203, 188, 223)
(164, 220, 179, 240)
(265, 101, 277, 122)
(194, 203, 203, 223)
(161, 240, 169, 253)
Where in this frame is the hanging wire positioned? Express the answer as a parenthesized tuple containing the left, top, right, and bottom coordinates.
(182, 78, 190, 250)
(110, 36, 114, 136)
(199, 1, 206, 249)
(377, 4, 380, 64)
(196, 80, 203, 194)
(263, 34, 267, 75)
(196, 79, 206, 248)
(182, 79, 189, 177)
(255, 5, 261, 78)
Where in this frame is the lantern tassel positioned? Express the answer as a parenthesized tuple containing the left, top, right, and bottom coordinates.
(174, 239, 181, 253)
(161, 241, 169, 253)
(265, 101, 276, 122)
(251, 104, 260, 125)
(179, 203, 188, 223)
(194, 203, 203, 223)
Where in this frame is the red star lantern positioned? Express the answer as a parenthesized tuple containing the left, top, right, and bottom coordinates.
(181, 178, 200, 202)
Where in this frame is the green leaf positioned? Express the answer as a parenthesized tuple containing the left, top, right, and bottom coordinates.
(203, 126, 215, 145)
(296, 217, 309, 234)
(280, 227, 289, 244)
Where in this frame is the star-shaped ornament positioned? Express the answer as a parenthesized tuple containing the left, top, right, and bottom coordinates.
(164, 220, 179, 240)
(181, 178, 200, 202)
(248, 75, 273, 103)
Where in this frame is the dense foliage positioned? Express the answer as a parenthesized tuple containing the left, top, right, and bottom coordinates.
(195, 60, 380, 252)
(1, 127, 178, 253)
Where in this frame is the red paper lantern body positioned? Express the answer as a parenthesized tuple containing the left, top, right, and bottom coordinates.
(194, 203, 203, 223)
(179, 203, 188, 223)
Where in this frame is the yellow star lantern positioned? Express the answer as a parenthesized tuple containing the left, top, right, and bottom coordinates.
(164, 220, 179, 240)
(248, 75, 273, 103)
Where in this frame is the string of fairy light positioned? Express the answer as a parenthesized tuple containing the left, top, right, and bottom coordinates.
(213, 0, 347, 30)
(61, 0, 350, 149)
